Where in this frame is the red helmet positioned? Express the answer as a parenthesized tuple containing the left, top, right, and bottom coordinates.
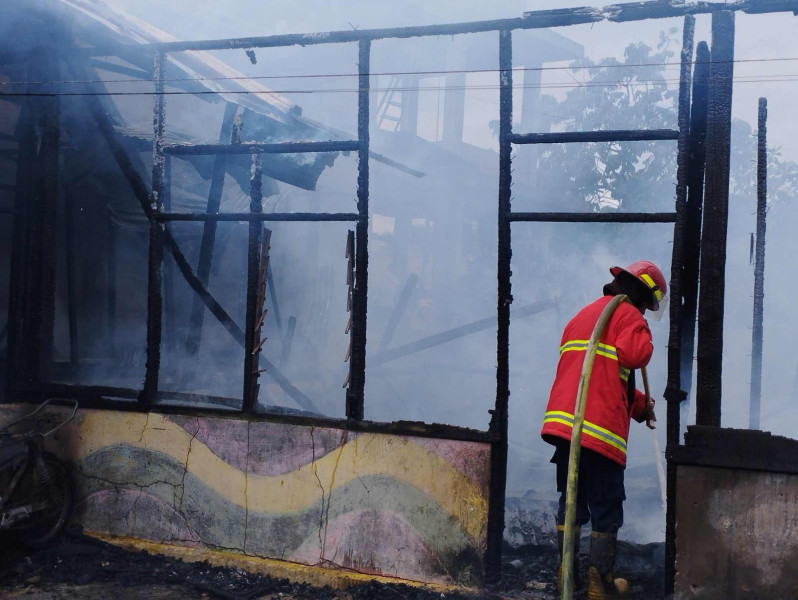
(610, 260, 667, 310)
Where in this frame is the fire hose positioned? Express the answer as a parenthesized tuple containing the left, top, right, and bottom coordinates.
(559, 294, 658, 600)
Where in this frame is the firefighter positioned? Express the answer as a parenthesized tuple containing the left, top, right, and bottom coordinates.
(541, 260, 666, 598)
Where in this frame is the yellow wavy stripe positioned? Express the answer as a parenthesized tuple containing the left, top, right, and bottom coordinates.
(69, 411, 488, 542)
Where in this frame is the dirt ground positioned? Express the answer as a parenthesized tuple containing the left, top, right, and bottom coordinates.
(0, 527, 665, 600)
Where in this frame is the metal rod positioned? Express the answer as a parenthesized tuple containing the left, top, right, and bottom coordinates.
(142, 49, 167, 406)
(664, 15, 695, 597)
(185, 102, 238, 358)
(486, 28, 513, 587)
(346, 39, 370, 422)
(150, 1, 798, 53)
(162, 140, 359, 156)
(509, 212, 676, 223)
(509, 129, 679, 144)
(696, 11, 735, 428)
(749, 97, 768, 430)
(243, 154, 264, 414)
(155, 212, 358, 222)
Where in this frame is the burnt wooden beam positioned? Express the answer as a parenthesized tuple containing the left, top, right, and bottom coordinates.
(510, 212, 676, 223)
(509, 129, 678, 144)
(749, 97, 768, 430)
(346, 39, 370, 422)
(151, 1, 798, 53)
(155, 212, 358, 222)
(243, 155, 264, 413)
(162, 140, 358, 156)
(185, 102, 238, 358)
(696, 11, 735, 428)
(678, 41, 710, 432)
(486, 28, 513, 587)
(142, 50, 167, 407)
(664, 16, 696, 598)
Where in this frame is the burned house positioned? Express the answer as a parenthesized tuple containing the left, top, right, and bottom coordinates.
(3, 0, 798, 597)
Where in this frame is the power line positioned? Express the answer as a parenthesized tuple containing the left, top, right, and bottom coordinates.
(1, 55, 798, 88)
(3, 74, 798, 98)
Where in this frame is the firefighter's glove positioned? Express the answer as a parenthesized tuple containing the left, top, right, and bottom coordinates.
(643, 399, 657, 430)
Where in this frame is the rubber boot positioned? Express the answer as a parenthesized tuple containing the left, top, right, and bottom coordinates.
(587, 530, 628, 599)
(556, 523, 582, 591)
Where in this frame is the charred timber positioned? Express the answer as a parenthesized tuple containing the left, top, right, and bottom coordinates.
(186, 102, 238, 358)
(664, 16, 695, 598)
(155, 212, 358, 222)
(142, 50, 167, 406)
(509, 129, 679, 144)
(346, 39, 370, 422)
(150, 1, 798, 53)
(243, 158, 266, 413)
(162, 140, 359, 156)
(677, 40, 711, 431)
(696, 12, 735, 428)
(509, 212, 676, 223)
(749, 97, 767, 430)
(487, 28, 513, 587)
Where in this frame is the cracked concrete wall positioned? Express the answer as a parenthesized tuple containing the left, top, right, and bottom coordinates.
(1, 406, 490, 586)
(675, 465, 798, 598)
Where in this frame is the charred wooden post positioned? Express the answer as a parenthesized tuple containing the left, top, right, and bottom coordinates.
(678, 41, 710, 433)
(185, 102, 239, 357)
(142, 50, 167, 406)
(696, 11, 735, 427)
(749, 97, 768, 430)
(486, 28, 513, 586)
(243, 154, 264, 413)
(345, 39, 370, 421)
(664, 16, 695, 596)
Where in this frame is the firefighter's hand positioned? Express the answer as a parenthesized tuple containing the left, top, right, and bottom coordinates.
(643, 399, 657, 430)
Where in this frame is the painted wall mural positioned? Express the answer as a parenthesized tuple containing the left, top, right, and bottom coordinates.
(36, 408, 490, 586)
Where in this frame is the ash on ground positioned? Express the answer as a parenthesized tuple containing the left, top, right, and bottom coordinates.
(0, 526, 664, 599)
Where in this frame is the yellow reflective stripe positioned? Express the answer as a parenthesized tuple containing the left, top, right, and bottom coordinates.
(619, 367, 630, 382)
(559, 340, 618, 360)
(640, 273, 663, 301)
(543, 411, 627, 454)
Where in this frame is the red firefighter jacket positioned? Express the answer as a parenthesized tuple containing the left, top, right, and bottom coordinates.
(540, 295, 653, 467)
